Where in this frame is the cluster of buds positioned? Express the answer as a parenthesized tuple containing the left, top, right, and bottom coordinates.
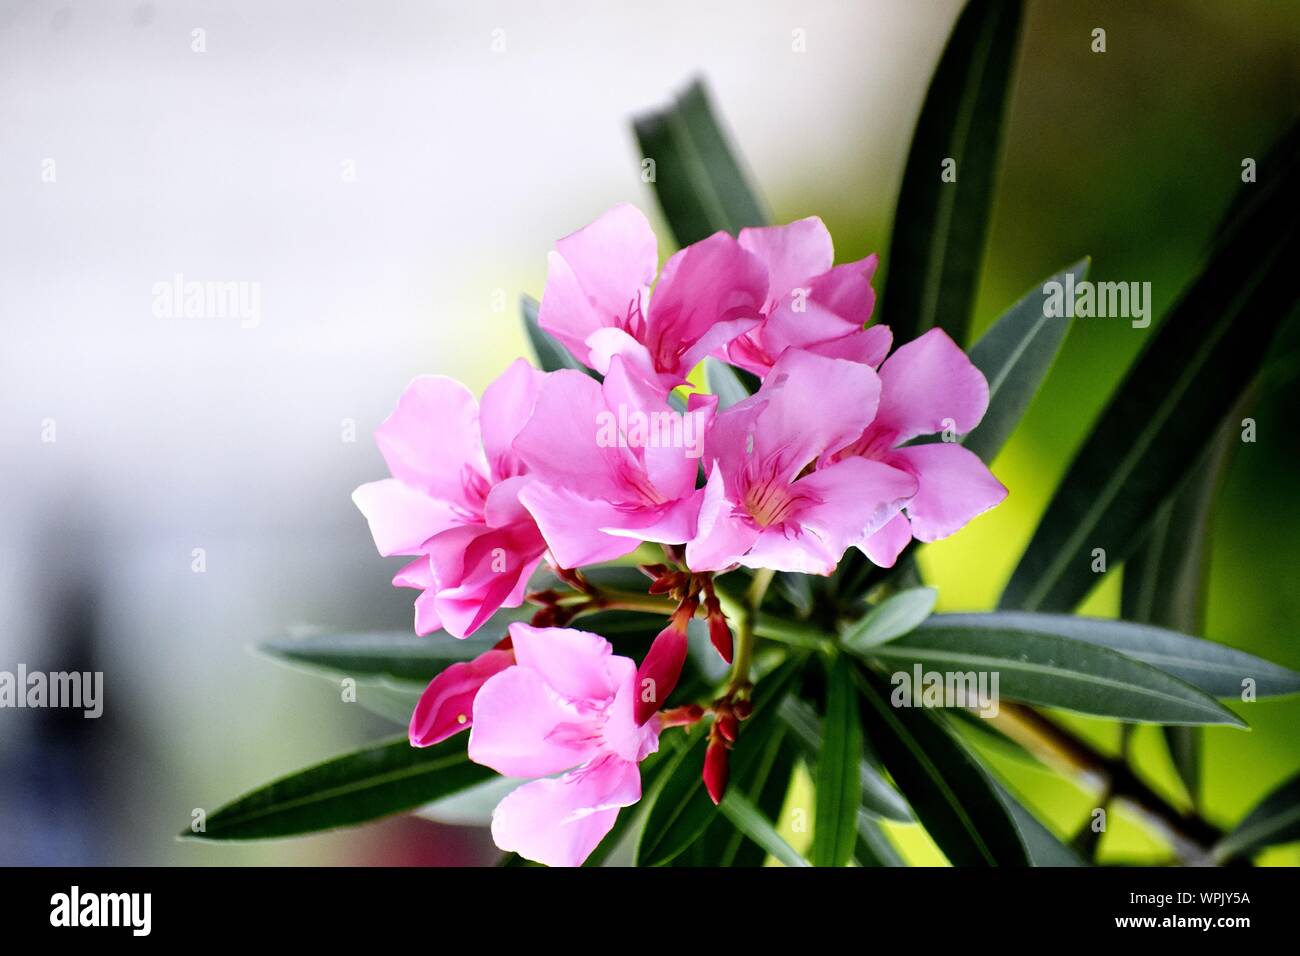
(703, 692, 753, 805)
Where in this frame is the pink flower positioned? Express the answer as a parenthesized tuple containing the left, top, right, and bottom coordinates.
(468, 623, 660, 867)
(722, 217, 892, 377)
(513, 355, 717, 568)
(352, 359, 549, 638)
(539, 203, 768, 391)
(687, 348, 918, 574)
(409, 645, 515, 746)
(830, 328, 1008, 567)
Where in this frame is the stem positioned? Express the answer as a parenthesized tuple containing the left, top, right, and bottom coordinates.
(989, 702, 1225, 862)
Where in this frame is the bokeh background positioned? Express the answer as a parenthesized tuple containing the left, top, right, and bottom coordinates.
(1, 0, 1297, 865)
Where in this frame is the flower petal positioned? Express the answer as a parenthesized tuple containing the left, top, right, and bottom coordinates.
(875, 328, 990, 443)
(888, 443, 1007, 541)
(738, 217, 835, 306)
(508, 623, 620, 703)
(479, 359, 544, 481)
(685, 468, 761, 572)
(860, 513, 913, 568)
(468, 666, 602, 778)
(352, 479, 461, 556)
(375, 376, 487, 501)
(490, 755, 642, 867)
(409, 649, 515, 747)
(516, 482, 642, 568)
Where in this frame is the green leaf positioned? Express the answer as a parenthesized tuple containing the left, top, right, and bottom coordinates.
(260, 629, 508, 683)
(719, 791, 810, 867)
(779, 697, 911, 822)
(1000, 119, 1300, 613)
(185, 736, 493, 840)
(855, 812, 906, 867)
(881, 0, 1024, 345)
(941, 611, 1300, 700)
(705, 356, 753, 411)
(812, 657, 864, 866)
(855, 667, 1029, 866)
(859, 614, 1246, 725)
(841, 586, 938, 651)
(636, 657, 804, 866)
(1214, 770, 1300, 862)
(994, 781, 1084, 866)
(1122, 410, 1241, 807)
(520, 294, 599, 377)
(632, 78, 768, 247)
(962, 258, 1088, 463)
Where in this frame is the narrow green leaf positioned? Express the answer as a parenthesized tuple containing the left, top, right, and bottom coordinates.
(706, 724, 798, 867)
(962, 258, 1088, 463)
(705, 356, 753, 411)
(994, 781, 1084, 866)
(520, 294, 599, 377)
(636, 657, 804, 866)
(812, 657, 863, 866)
(1122, 411, 1241, 807)
(855, 812, 906, 867)
(855, 667, 1029, 866)
(1000, 119, 1300, 612)
(719, 791, 810, 867)
(632, 78, 768, 247)
(860, 615, 1246, 726)
(260, 629, 507, 683)
(841, 586, 938, 651)
(779, 697, 911, 822)
(882, 0, 1024, 344)
(184, 736, 493, 840)
(937, 611, 1300, 700)
(1214, 770, 1300, 861)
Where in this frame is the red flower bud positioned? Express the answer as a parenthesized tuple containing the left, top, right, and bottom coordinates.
(716, 712, 739, 744)
(733, 698, 753, 721)
(704, 737, 730, 805)
(634, 626, 689, 725)
(708, 612, 733, 663)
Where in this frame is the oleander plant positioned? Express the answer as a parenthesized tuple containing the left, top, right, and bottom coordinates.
(189, 0, 1300, 866)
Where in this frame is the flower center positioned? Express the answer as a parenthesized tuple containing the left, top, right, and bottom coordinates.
(743, 475, 801, 528)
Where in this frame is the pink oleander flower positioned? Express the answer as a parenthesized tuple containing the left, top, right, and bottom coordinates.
(352, 359, 549, 638)
(687, 348, 919, 574)
(829, 328, 1008, 567)
(539, 203, 768, 391)
(468, 623, 660, 867)
(409, 643, 515, 746)
(513, 354, 717, 568)
(722, 217, 892, 377)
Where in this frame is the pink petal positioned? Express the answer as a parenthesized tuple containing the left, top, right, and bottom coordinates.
(807, 323, 892, 368)
(409, 648, 515, 747)
(808, 253, 879, 327)
(479, 359, 544, 481)
(351, 479, 461, 556)
(634, 626, 688, 725)
(685, 468, 761, 572)
(887, 443, 1007, 541)
(375, 376, 487, 502)
(861, 513, 913, 568)
(516, 481, 642, 569)
(508, 623, 620, 703)
(738, 218, 835, 306)
(490, 754, 643, 867)
(793, 456, 919, 554)
(875, 328, 990, 443)
(434, 522, 547, 638)
(468, 666, 603, 778)
(645, 231, 767, 380)
(539, 204, 658, 364)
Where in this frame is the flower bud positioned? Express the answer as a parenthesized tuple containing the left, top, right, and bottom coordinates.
(408, 648, 515, 747)
(634, 626, 689, 725)
(704, 737, 730, 805)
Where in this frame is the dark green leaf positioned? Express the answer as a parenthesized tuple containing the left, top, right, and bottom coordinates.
(962, 258, 1088, 463)
(260, 629, 507, 683)
(632, 78, 768, 247)
(882, 0, 1024, 344)
(718, 791, 810, 867)
(184, 736, 493, 840)
(636, 657, 804, 866)
(520, 294, 599, 377)
(939, 611, 1300, 700)
(779, 697, 911, 822)
(1000, 119, 1300, 612)
(841, 587, 938, 651)
(860, 614, 1246, 725)
(855, 667, 1029, 865)
(855, 812, 906, 867)
(812, 657, 863, 866)
(1214, 770, 1300, 861)
(996, 782, 1084, 866)
(706, 723, 798, 867)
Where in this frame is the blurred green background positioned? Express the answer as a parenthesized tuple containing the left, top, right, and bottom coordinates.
(2, 0, 1296, 865)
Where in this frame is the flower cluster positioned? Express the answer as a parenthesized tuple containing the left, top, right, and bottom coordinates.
(354, 205, 1006, 866)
